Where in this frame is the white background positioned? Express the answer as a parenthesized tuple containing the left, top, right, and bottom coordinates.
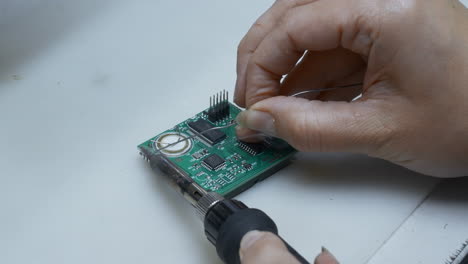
(0, 1, 466, 263)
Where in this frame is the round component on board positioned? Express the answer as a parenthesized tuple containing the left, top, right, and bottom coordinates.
(153, 132, 192, 157)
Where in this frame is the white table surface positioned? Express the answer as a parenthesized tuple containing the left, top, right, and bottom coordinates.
(369, 178, 468, 264)
(0, 1, 465, 263)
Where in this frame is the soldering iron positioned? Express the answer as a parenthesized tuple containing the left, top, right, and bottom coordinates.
(139, 146, 309, 264)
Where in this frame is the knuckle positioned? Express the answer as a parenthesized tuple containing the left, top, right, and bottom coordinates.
(249, 21, 266, 38)
(363, 103, 401, 159)
(282, 7, 295, 21)
(252, 21, 265, 30)
(292, 115, 314, 151)
(251, 56, 280, 78)
(280, 8, 295, 29)
(280, 9, 301, 49)
(304, 110, 325, 152)
(284, 102, 320, 151)
(237, 36, 250, 56)
(276, 0, 300, 29)
(245, 85, 276, 107)
(282, 0, 300, 8)
(275, 0, 292, 6)
(237, 20, 267, 56)
(347, 15, 374, 50)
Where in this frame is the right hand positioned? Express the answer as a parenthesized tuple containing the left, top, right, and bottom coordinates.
(235, 0, 468, 177)
(239, 231, 338, 264)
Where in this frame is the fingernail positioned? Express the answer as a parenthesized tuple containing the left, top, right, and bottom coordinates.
(236, 126, 265, 142)
(241, 231, 263, 250)
(316, 246, 338, 264)
(239, 231, 263, 260)
(236, 110, 276, 136)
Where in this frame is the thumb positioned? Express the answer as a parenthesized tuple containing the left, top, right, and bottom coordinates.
(239, 231, 340, 264)
(239, 231, 301, 264)
(315, 247, 339, 264)
(236, 96, 392, 154)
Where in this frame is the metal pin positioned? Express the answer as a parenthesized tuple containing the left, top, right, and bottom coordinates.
(223, 90, 229, 119)
(225, 90, 227, 103)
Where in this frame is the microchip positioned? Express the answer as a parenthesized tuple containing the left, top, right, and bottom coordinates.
(202, 153, 226, 171)
(238, 141, 267, 156)
(188, 119, 226, 145)
(243, 163, 253, 170)
(192, 152, 203, 159)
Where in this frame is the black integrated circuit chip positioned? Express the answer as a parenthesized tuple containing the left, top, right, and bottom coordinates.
(238, 140, 267, 156)
(243, 163, 253, 170)
(188, 119, 227, 145)
(202, 153, 226, 171)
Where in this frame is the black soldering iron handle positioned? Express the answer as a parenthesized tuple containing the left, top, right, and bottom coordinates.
(203, 199, 309, 264)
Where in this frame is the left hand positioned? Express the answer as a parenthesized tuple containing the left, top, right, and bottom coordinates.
(239, 231, 339, 264)
(233, 0, 468, 178)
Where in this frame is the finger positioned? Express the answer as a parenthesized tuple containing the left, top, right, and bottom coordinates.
(239, 231, 301, 264)
(280, 48, 365, 98)
(314, 247, 339, 264)
(315, 69, 365, 101)
(236, 95, 394, 155)
(236, 69, 363, 142)
(236, 126, 265, 143)
(234, 0, 295, 107)
(315, 84, 362, 101)
(245, 0, 375, 107)
(235, 0, 320, 107)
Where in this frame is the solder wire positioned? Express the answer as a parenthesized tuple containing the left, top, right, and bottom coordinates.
(153, 83, 363, 153)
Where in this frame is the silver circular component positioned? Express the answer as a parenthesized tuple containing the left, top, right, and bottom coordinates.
(153, 132, 192, 157)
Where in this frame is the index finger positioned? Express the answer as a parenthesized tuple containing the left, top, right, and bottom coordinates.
(244, 0, 371, 107)
(234, 0, 293, 107)
(235, 0, 318, 107)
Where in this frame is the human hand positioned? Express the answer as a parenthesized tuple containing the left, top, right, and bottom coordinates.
(239, 231, 338, 264)
(234, 0, 468, 177)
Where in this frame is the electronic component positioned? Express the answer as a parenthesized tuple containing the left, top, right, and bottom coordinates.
(202, 154, 226, 171)
(188, 119, 227, 145)
(205, 90, 230, 122)
(153, 132, 192, 157)
(238, 140, 267, 156)
(192, 152, 203, 159)
(138, 94, 296, 198)
(243, 163, 253, 170)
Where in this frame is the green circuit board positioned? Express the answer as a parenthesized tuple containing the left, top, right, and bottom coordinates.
(138, 100, 296, 198)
